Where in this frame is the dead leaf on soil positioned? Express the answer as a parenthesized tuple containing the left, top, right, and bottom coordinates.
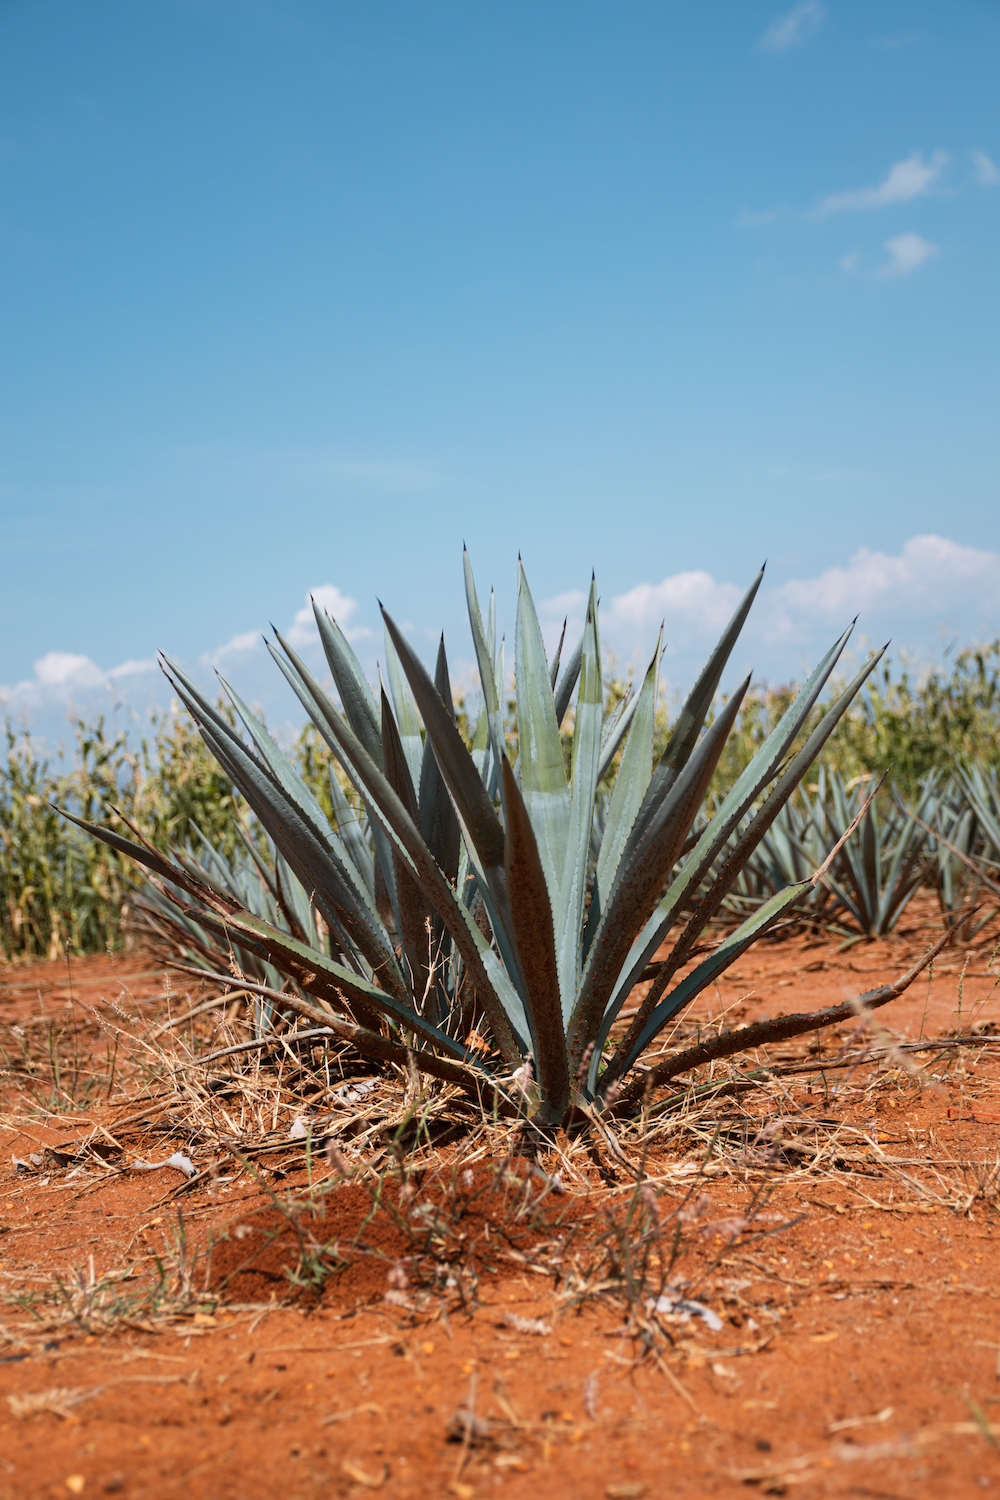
(323, 1402, 382, 1425)
(7, 1387, 90, 1420)
(341, 1458, 389, 1488)
(828, 1406, 894, 1434)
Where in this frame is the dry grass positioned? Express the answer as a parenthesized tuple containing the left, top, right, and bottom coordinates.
(4, 935, 1000, 1368)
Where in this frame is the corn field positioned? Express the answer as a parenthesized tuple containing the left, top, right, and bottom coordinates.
(2, 638, 998, 963)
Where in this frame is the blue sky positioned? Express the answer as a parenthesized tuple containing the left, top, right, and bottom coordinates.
(1, 0, 998, 745)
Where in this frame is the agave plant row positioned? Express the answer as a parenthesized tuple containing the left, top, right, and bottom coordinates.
(721, 763, 1000, 939)
(66, 552, 882, 1126)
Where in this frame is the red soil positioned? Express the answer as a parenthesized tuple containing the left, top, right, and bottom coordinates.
(2, 918, 1000, 1498)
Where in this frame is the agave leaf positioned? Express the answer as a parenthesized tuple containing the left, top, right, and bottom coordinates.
(55, 806, 228, 912)
(415, 645, 463, 1025)
(515, 560, 570, 911)
(600, 624, 856, 1032)
(263, 637, 404, 947)
(220, 677, 330, 835)
(271, 627, 525, 1061)
(601, 650, 884, 1084)
(463, 548, 507, 777)
(625, 567, 764, 859)
(380, 685, 435, 1004)
(312, 601, 383, 768)
(190, 713, 392, 989)
(555, 577, 602, 1016)
(501, 757, 569, 1120)
(181, 901, 478, 1064)
(381, 609, 513, 937)
(220, 675, 380, 925)
(553, 628, 583, 728)
(275, 852, 319, 947)
(417, 636, 463, 886)
(586, 634, 661, 956)
(595, 687, 641, 785)
(604, 882, 810, 1086)
(548, 617, 567, 690)
(568, 678, 750, 1063)
(326, 766, 375, 895)
(380, 630, 528, 1021)
(235, 820, 280, 902)
(162, 660, 404, 998)
(383, 621, 425, 790)
(959, 765, 1000, 857)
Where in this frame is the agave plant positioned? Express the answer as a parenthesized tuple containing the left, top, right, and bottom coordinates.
(64, 552, 881, 1126)
(814, 770, 936, 936)
(719, 769, 840, 929)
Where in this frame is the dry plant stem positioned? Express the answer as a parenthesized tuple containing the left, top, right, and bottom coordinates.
(614, 921, 958, 1111)
(178, 969, 518, 1114)
(149, 990, 254, 1038)
(176, 1026, 339, 1070)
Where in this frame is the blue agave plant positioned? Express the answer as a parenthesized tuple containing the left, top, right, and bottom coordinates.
(66, 551, 882, 1125)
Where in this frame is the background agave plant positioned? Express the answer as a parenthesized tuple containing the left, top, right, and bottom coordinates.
(65, 551, 882, 1127)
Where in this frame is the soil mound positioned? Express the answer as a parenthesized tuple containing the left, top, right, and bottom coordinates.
(210, 1162, 594, 1306)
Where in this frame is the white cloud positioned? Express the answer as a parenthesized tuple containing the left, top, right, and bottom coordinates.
(201, 583, 373, 670)
(538, 536, 1000, 689)
(604, 572, 744, 641)
(972, 149, 1000, 187)
(759, 1, 826, 53)
(32, 652, 105, 689)
(0, 651, 161, 731)
(286, 584, 365, 648)
(765, 536, 1000, 638)
(813, 151, 948, 216)
(879, 231, 939, 277)
(202, 629, 261, 668)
